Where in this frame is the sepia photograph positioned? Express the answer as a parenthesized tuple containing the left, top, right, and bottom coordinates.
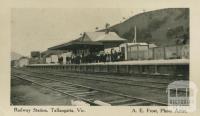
(11, 8, 190, 106)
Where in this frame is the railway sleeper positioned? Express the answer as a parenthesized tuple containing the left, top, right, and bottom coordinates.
(51, 86, 79, 90)
(108, 99, 135, 105)
(71, 92, 99, 97)
(93, 96, 123, 102)
(71, 91, 98, 95)
(64, 90, 89, 93)
(51, 88, 80, 91)
(117, 101, 151, 106)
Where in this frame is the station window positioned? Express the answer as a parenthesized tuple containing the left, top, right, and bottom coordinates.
(170, 89, 176, 97)
(177, 88, 187, 97)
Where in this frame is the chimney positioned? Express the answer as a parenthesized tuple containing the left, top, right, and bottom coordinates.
(80, 32, 85, 41)
(105, 23, 110, 34)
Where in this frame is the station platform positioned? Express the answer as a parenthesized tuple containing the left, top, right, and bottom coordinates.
(29, 59, 189, 66)
(27, 59, 189, 79)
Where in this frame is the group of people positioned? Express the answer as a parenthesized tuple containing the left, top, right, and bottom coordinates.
(98, 51, 125, 63)
(57, 51, 125, 64)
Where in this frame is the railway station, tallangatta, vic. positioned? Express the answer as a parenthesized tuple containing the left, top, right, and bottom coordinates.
(11, 8, 190, 106)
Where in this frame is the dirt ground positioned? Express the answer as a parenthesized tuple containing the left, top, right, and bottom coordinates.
(11, 78, 74, 105)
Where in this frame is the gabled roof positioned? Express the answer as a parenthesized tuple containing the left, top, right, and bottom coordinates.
(168, 80, 189, 88)
(41, 50, 67, 57)
(48, 32, 126, 50)
(82, 32, 126, 42)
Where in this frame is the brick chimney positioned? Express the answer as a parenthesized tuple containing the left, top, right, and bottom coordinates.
(105, 23, 110, 34)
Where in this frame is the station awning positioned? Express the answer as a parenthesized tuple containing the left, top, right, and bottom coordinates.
(48, 41, 104, 50)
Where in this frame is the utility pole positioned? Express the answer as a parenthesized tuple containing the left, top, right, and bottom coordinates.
(133, 26, 137, 43)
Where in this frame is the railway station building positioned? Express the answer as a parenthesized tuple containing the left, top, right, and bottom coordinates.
(43, 31, 127, 64)
(49, 32, 126, 52)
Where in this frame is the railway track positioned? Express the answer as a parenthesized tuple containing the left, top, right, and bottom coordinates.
(11, 69, 168, 106)
(32, 69, 172, 84)
(15, 68, 170, 89)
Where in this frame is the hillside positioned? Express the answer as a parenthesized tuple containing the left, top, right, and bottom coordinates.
(108, 8, 189, 46)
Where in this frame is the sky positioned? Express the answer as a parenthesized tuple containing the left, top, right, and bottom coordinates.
(11, 8, 157, 56)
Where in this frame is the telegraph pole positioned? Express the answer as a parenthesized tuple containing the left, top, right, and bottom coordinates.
(133, 26, 137, 43)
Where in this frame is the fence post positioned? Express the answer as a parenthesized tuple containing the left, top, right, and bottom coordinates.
(154, 48, 156, 60)
(116, 65, 118, 73)
(176, 45, 179, 59)
(155, 65, 158, 74)
(107, 65, 109, 73)
(164, 47, 166, 59)
(127, 65, 129, 74)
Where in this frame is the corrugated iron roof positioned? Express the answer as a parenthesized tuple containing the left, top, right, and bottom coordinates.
(48, 32, 126, 50)
(48, 41, 103, 50)
(84, 32, 126, 42)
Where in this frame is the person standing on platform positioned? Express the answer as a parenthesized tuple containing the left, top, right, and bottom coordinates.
(60, 56, 63, 64)
(113, 50, 117, 62)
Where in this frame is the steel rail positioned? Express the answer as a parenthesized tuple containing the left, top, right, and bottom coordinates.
(32, 69, 171, 84)
(12, 71, 168, 106)
(17, 69, 167, 89)
(12, 74, 99, 106)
